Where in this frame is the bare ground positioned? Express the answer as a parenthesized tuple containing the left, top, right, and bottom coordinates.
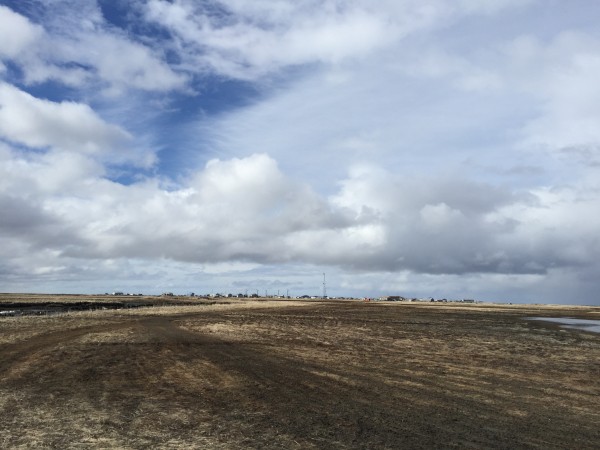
(1, 298, 599, 449)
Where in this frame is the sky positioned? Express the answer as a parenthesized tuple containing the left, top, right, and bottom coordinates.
(1, 0, 599, 304)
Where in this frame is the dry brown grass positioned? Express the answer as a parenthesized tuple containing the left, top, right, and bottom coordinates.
(1, 297, 599, 449)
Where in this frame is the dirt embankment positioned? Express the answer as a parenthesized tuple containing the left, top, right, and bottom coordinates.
(1, 300, 599, 449)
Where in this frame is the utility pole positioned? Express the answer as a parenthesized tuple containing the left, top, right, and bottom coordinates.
(323, 273, 327, 299)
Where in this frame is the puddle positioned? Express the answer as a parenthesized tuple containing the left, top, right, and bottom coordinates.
(528, 317, 600, 334)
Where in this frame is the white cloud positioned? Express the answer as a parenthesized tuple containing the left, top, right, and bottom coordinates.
(0, 3, 186, 93)
(48, 32, 188, 93)
(0, 82, 132, 156)
(501, 32, 600, 155)
(457, 0, 537, 15)
(144, 0, 397, 78)
(2, 145, 598, 276)
(0, 5, 43, 58)
(402, 49, 504, 92)
(0, 1, 540, 97)
(143, 0, 532, 80)
(2, 137, 600, 303)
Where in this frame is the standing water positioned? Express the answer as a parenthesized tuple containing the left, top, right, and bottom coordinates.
(528, 317, 600, 334)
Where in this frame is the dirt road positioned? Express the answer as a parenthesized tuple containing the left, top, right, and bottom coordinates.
(1, 300, 599, 448)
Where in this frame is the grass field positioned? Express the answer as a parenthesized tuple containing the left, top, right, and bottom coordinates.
(1, 295, 599, 449)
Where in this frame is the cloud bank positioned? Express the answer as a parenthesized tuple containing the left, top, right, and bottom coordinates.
(2, 142, 599, 301)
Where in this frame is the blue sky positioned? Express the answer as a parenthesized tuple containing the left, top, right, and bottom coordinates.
(1, 0, 600, 304)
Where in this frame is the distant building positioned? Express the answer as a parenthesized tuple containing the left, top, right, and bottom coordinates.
(379, 296, 405, 301)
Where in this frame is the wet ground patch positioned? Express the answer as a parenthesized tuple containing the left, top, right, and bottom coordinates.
(527, 317, 600, 334)
(0, 300, 224, 317)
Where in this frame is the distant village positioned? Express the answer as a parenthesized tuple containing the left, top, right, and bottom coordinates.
(108, 291, 478, 303)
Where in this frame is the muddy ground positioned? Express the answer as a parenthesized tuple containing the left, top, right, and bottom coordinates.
(0, 293, 225, 316)
(1, 298, 599, 449)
